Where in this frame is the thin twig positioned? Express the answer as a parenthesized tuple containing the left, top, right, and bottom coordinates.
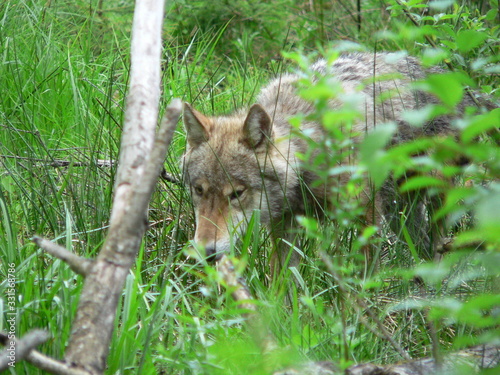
(0, 330, 49, 371)
(32, 236, 93, 276)
(1, 155, 115, 168)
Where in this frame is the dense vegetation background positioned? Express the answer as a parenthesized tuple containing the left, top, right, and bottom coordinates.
(1, 0, 499, 374)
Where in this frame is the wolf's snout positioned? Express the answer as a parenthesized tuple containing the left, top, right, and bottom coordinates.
(204, 243, 223, 262)
(194, 210, 231, 262)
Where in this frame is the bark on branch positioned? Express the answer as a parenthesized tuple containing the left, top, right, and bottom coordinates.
(27, 351, 89, 375)
(60, 0, 180, 359)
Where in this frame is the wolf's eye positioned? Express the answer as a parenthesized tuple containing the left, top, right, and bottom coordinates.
(229, 188, 246, 201)
(193, 185, 203, 196)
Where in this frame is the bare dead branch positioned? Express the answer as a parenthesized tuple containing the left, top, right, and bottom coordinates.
(0, 330, 49, 371)
(15, 1, 177, 373)
(109, 5, 164, 224)
(143, 100, 183, 192)
(26, 350, 90, 375)
(32, 236, 93, 276)
(1, 155, 116, 168)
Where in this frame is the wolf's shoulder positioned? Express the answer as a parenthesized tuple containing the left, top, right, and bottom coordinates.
(313, 52, 424, 80)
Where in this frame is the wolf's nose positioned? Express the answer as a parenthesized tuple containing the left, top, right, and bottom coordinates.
(205, 245, 223, 262)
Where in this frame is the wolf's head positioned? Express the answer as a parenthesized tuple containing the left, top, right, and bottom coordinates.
(182, 103, 296, 261)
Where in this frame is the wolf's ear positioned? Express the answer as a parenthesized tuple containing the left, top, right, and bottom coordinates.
(183, 103, 210, 148)
(242, 104, 272, 149)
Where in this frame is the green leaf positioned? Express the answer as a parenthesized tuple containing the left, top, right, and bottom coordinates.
(457, 294, 500, 328)
(406, 0, 428, 8)
(476, 188, 500, 232)
(485, 8, 498, 21)
(424, 73, 465, 107)
(439, 23, 457, 38)
(461, 108, 500, 143)
(429, 0, 455, 11)
(399, 175, 447, 193)
(456, 30, 489, 53)
(421, 47, 450, 67)
(435, 186, 476, 220)
(402, 104, 446, 127)
(360, 123, 396, 154)
(360, 123, 396, 188)
(415, 262, 453, 286)
(300, 81, 338, 101)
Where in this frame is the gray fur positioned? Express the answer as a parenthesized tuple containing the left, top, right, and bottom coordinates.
(182, 52, 472, 266)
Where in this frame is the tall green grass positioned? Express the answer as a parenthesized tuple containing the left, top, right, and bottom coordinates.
(1, 1, 499, 374)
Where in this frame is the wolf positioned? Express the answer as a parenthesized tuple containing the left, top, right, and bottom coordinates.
(182, 52, 472, 269)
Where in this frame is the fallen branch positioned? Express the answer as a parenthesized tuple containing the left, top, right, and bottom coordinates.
(274, 344, 500, 375)
(1, 155, 181, 185)
(346, 344, 500, 375)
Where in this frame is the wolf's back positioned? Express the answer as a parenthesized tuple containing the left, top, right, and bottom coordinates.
(257, 53, 468, 144)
